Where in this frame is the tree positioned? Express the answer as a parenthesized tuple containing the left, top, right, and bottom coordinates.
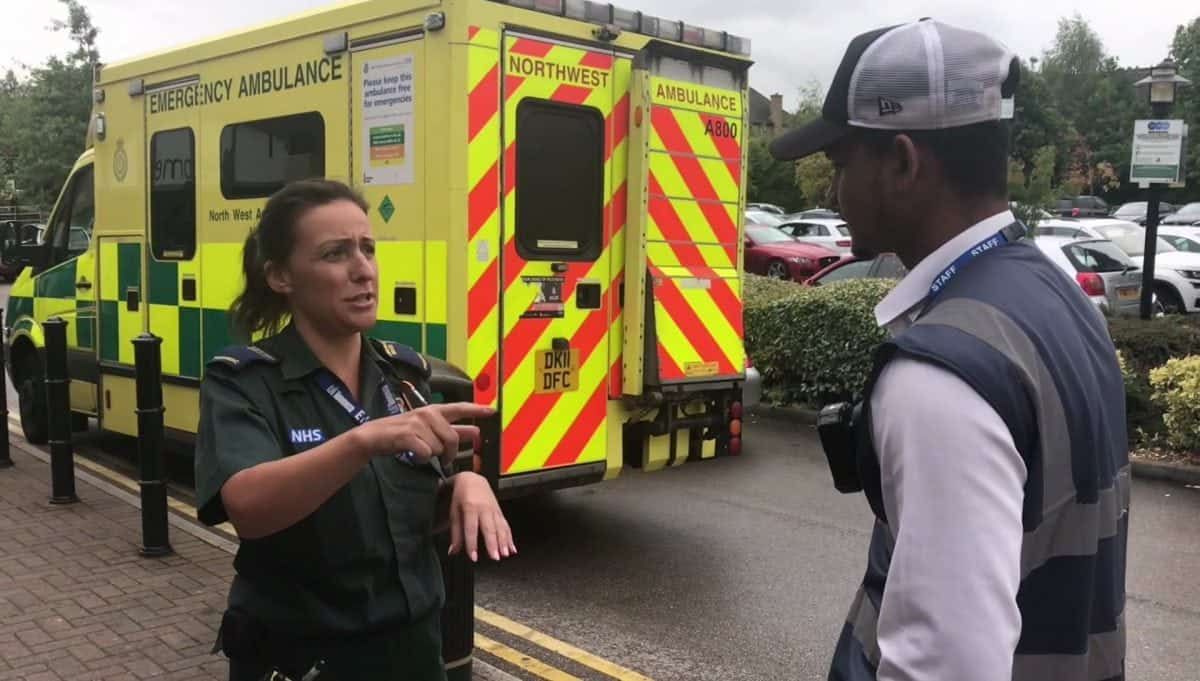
(1170, 18, 1200, 197)
(747, 136, 803, 211)
(795, 155, 835, 209)
(1010, 61, 1069, 171)
(1009, 145, 1056, 227)
(0, 0, 99, 208)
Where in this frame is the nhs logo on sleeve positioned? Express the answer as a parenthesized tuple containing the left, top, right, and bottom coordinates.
(290, 428, 325, 446)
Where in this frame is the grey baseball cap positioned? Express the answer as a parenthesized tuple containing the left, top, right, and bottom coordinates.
(770, 19, 1020, 161)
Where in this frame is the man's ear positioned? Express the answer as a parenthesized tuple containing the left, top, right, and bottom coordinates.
(890, 134, 921, 193)
(265, 260, 293, 295)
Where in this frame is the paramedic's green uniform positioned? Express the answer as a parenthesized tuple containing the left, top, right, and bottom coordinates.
(195, 323, 447, 681)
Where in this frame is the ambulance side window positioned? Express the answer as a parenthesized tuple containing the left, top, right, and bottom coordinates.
(220, 112, 325, 199)
(47, 164, 94, 264)
(514, 100, 604, 262)
(150, 128, 196, 260)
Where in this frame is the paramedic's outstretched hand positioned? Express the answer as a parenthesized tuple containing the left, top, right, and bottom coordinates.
(449, 472, 516, 562)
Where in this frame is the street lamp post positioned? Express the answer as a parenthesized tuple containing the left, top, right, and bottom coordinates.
(1135, 61, 1191, 319)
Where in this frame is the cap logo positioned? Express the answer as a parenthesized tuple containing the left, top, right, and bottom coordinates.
(878, 97, 903, 116)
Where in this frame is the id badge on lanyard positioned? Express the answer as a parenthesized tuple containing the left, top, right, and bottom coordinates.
(314, 370, 446, 479)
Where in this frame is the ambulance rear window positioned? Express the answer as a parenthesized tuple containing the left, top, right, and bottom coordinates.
(150, 128, 196, 260)
(515, 100, 604, 262)
(220, 112, 325, 200)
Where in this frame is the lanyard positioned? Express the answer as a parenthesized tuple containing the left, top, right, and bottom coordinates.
(928, 223, 1023, 300)
(314, 369, 444, 477)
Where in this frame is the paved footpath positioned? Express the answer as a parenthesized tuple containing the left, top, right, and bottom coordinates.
(0, 438, 518, 681)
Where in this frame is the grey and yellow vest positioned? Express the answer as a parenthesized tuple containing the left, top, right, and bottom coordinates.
(830, 238, 1130, 681)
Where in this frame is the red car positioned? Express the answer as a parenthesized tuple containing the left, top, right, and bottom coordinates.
(744, 226, 840, 281)
(804, 253, 908, 286)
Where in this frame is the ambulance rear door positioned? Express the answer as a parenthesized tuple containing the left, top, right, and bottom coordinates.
(496, 33, 631, 489)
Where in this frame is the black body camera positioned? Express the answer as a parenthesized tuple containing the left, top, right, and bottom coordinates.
(816, 402, 864, 493)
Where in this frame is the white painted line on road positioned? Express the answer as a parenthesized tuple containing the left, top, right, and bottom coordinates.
(475, 607, 654, 681)
(476, 633, 582, 681)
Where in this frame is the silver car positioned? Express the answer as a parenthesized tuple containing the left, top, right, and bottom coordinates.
(1034, 236, 1142, 316)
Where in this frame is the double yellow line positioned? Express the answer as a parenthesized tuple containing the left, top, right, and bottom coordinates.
(7, 415, 653, 681)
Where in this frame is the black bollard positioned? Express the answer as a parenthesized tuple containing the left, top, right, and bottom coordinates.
(133, 333, 172, 556)
(44, 317, 77, 504)
(0, 308, 12, 469)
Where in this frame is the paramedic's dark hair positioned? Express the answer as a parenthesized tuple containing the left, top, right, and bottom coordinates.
(854, 120, 1013, 199)
(229, 179, 369, 338)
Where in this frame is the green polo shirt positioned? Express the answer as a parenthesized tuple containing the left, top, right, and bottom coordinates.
(195, 324, 444, 639)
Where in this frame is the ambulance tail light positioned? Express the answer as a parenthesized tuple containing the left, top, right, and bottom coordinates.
(729, 436, 742, 456)
(731, 401, 743, 420)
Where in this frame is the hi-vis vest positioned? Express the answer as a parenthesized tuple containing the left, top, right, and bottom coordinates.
(831, 238, 1129, 681)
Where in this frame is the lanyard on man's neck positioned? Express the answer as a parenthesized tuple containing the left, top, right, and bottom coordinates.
(927, 221, 1026, 301)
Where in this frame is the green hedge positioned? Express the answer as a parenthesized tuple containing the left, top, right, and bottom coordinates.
(744, 274, 896, 405)
(744, 274, 1200, 449)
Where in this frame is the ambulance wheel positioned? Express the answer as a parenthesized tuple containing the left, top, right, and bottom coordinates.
(17, 356, 49, 445)
(766, 259, 790, 280)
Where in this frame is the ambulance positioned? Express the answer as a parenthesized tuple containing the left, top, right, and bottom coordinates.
(2, 0, 756, 496)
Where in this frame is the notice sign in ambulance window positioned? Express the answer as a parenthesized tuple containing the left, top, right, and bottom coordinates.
(220, 112, 325, 199)
(150, 128, 196, 260)
(515, 100, 604, 262)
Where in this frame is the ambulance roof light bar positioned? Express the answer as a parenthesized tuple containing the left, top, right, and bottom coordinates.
(489, 0, 751, 56)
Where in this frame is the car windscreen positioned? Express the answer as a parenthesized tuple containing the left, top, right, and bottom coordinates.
(746, 226, 795, 244)
(1094, 225, 1175, 256)
(747, 211, 783, 226)
(1113, 203, 1146, 216)
(1177, 203, 1200, 219)
(1063, 241, 1135, 273)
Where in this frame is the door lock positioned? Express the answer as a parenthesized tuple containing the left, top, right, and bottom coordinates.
(75, 278, 92, 291)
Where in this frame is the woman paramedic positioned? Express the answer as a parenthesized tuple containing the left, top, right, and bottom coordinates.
(194, 179, 515, 681)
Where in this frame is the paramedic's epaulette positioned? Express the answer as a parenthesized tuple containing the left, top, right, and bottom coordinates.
(370, 338, 431, 379)
(207, 345, 279, 371)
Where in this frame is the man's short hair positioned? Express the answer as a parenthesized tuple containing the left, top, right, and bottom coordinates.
(855, 121, 1012, 200)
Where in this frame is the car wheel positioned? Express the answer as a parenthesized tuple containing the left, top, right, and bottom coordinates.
(1155, 283, 1185, 315)
(766, 260, 790, 280)
(17, 354, 49, 445)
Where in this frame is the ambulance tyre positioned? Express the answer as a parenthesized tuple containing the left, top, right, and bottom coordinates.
(16, 354, 49, 445)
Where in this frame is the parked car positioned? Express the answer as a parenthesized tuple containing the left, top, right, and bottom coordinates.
(1054, 195, 1110, 218)
(1157, 227, 1200, 254)
(1035, 218, 1200, 314)
(1161, 202, 1200, 226)
(1032, 236, 1141, 316)
(745, 209, 785, 227)
(778, 218, 853, 254)
(804, 253, 908, 286)
(786, 208, 841, 221)
(746, 203, 786, 215)
(0, 222, 45, 283)
(1110, 201, 1177, 225)
(743, 225, 840, 281)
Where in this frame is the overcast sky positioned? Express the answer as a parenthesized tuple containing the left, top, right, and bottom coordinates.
(3, 0, 1196, 108)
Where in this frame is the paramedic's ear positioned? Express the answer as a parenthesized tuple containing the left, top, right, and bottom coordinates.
(265, 260, 294, 295)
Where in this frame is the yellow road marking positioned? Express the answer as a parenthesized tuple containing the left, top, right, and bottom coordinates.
(476, 607, 654, 681)
(475, 633, 582, 681)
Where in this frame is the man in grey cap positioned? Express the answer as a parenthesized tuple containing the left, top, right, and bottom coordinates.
(772, 19, 1129, 681)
